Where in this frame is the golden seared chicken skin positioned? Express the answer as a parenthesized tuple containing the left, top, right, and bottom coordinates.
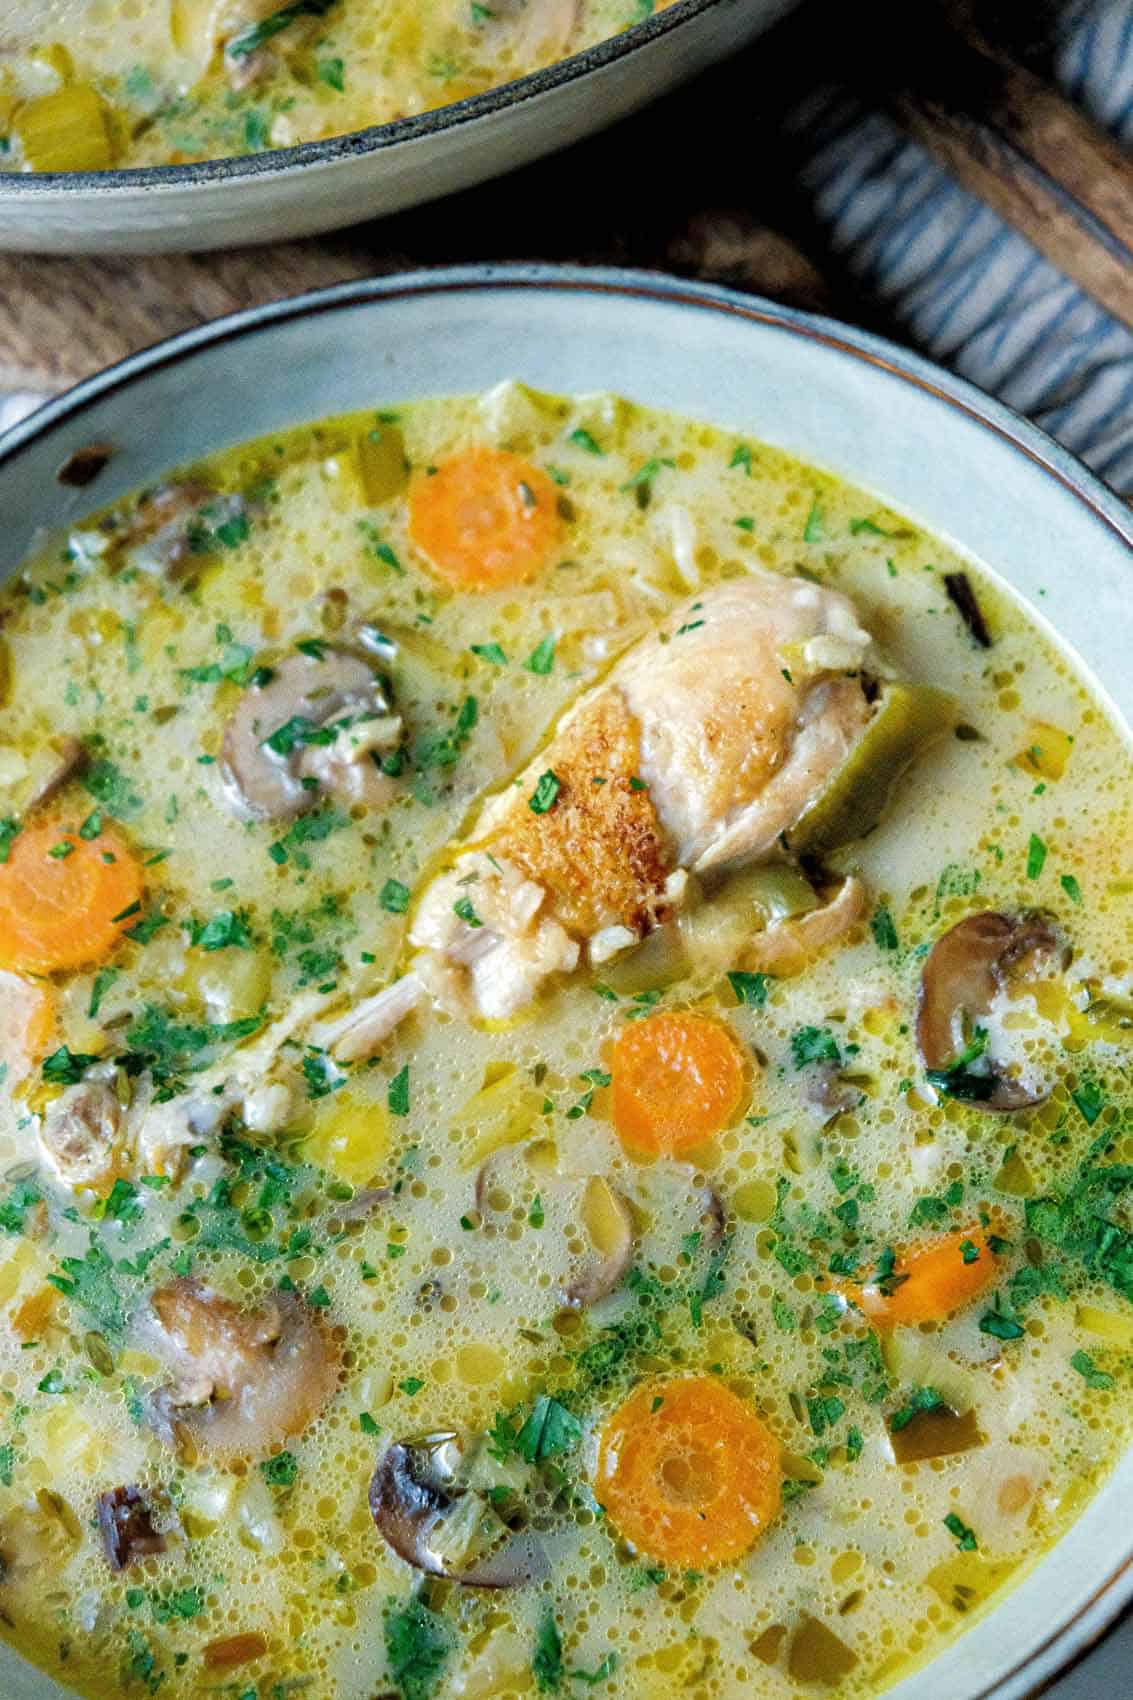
(409, 573, 878, 1021)
(316, 571, 894, 1050)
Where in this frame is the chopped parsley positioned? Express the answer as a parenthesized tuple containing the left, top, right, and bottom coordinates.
(388, 1065, 411, 1118)
(728, 970, 771, 1007)
(1026, 833, 1048, 879)
(384, 1596, 451, 1700)
(524, 634, 557, 676)
(943, 1512, 978, 1551)
(888, 1386, 947, 1432)
(260, 1450, 299, 1486)
(870, 905, 899, 951)
(529, 770, 561, 814)
(380, 878, 411, 914)
(790, 1026, 841, 1068)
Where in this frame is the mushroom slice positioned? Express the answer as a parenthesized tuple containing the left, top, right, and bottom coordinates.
(96, 1485, 168, 1571)
(369, 1432, 546, 1587)
(146, 1280, 339, 1464)
(802, 1063, 864, 1124)
(24, 735, 85, 812)
(220, 646, 400, 822)
(917, 912, 1060, 1111)
(475, 1145, 634, 1309)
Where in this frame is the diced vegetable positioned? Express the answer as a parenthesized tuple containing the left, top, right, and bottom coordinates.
(789, 683, 954, 856)
(14, 84, 113, 172)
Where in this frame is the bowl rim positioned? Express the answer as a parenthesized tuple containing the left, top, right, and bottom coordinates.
(1, 261, 1132, 1700)
(0, 0, 729, 195)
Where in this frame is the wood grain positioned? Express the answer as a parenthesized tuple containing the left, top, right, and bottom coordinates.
(884, 4, 1133, 331)
(0, 218, 831, 397)
(0, 244, 396, 393)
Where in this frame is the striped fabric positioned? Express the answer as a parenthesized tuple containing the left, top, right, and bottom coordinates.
(789, 0, 1133, 495)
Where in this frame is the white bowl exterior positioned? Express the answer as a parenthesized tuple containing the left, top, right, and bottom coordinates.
(0, 0, 795, 254)
(1, 268, 1132, 1700)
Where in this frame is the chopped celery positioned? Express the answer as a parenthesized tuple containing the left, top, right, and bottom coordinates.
(15, 83, 113, 172)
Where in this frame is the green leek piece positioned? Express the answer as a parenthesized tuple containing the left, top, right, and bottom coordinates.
(15, 84, 113, 173)
(354, 424, 409, 506)
(789, 682, 955, 857)
(599, 863, 819, 996)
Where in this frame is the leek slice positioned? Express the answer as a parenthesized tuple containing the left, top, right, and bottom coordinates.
(790, 682, 955, 857)
(14, 83, 113, 172)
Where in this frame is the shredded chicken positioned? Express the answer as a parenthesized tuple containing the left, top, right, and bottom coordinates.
(38, 1081, 123, 1192)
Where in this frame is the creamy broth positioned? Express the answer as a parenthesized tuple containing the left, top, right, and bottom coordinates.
(0, 384, 1130, 1700)
(0, 0, 680, 172)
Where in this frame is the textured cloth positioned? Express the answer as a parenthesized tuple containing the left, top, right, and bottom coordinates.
(789, 0, 1133, 494)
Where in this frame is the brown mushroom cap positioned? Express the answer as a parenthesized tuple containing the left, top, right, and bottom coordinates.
(917, 911, 1059, 1111)
(96, 1485, 168, 1572)
(369, 1432, 547, 1588)
(147, 1279, 339, 1464)
(220, 646, 395, 822)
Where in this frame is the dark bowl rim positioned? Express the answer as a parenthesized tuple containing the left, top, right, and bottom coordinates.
(2, 260, 1133, 1700)
(0, 0, 732, 195)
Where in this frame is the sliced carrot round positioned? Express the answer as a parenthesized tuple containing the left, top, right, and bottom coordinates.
(408, 446, 562, 589)
(612, 1011, 746, 1155)
(0, 821, 144, 975)
(845, 1226, 1000, 1329)
(597, 1376, 781, 1568)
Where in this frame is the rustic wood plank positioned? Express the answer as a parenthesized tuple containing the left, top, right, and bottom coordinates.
(885, 3, 1133, 331)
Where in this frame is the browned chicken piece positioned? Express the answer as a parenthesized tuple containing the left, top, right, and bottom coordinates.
(407, 572, 877, 1021)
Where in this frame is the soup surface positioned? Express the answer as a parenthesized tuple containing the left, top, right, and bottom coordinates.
(0, 384, 1131, 1700)
(0, 0, 678, 172)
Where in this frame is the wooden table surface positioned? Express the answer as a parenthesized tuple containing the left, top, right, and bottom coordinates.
(0, 11, 872, 398)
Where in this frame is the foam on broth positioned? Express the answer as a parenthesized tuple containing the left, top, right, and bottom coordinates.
(0, 384, 1130, 1700)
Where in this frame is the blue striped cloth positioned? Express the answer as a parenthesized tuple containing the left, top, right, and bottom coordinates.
(788, 0, 1133, 495)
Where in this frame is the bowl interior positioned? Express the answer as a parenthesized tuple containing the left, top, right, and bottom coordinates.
(2, 266, 1133, 1700)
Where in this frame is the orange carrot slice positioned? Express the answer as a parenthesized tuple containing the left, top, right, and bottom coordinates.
(597, 1376, 781, 1567)
(845, 1226, 1000, 1329)
(0, 821, 144, 975)
(408, 446, 562, 589)
(612, 1011, 746, 1155)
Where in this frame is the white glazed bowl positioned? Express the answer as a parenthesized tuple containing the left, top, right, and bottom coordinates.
(2, 265, 1132, 1698)
(0, 0, 798, 255)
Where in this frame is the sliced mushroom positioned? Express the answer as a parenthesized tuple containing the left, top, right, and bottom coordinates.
(39, 1081, 123, 1192)
(146, 1280, 339, 1464)
(220, 646, 400, 823)
(802, 1063, 864, 1124)
(96, 1485, 168, 1571)
(24, 735, 85, 812)
(917, 912, 1060, 1111)
(475, 1145, 634, 1309)
(369, 1432, 547, 1587)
